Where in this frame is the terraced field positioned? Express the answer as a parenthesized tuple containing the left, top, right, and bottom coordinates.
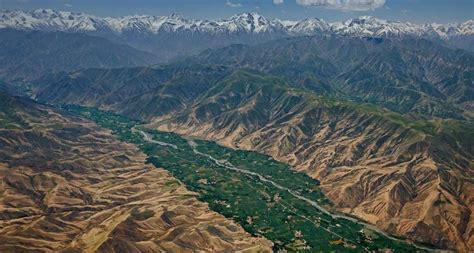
(64, 105, 432, 252)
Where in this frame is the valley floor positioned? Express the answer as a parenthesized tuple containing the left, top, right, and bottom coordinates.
(65, 105, 437, 252)
(0, 97, 272, 253)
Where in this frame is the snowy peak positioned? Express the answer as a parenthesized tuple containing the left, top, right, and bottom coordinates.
(287, 17, 331, 35)
(0, 9, 472, 39)
(103, 14, 202, 33)
(218, 12, 283, 33)
(335, 16, 433, 37)
(0, 9, 286, 34)
(432, 20, 474, 37)
(459, 20, 474, 35)
(0, 8, 101, 31)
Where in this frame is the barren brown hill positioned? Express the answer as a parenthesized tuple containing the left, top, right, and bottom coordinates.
(31, 36, 474, 251)
(0, 92, 272, 253)
(146, 72, 473, 252)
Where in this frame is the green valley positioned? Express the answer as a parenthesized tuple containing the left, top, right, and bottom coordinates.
(63, 105, 432, 252)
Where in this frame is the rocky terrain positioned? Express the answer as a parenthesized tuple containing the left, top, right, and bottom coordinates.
(32, 63, 474, 252)
(0, 92, 272, 252)
(6, 14, 470, 251)
(153, 82, 474, 252)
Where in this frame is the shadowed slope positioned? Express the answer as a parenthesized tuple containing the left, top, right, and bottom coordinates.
(195, 36, 474, 119)
(0, 29, 158, 82)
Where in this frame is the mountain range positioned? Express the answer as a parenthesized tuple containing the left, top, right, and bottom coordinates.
(0, 7, 473, 253)
(2, 9, 472, 38)
(1, 9, 473, 60)
(193, 36, 473, 119)
(31, 34, 474, 251)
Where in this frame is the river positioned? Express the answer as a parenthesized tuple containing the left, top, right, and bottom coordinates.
(136, 127, 433, 252)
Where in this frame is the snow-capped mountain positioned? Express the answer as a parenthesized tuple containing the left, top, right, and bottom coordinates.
(1, 9, 472, 61)
(286, 17, 332, 35)
(332, 16, 434, 37)
(0, 9, 103, 32)
(1, 9, 472, 38)
(102, 12, 285, 34)
(0, 9, 285, 34)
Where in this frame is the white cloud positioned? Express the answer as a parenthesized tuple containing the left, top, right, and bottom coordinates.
(226, 1, 242, 8)
(65, 3, 73, 7)
(295, 0, 386, 11)
(273, 0, 284, 5)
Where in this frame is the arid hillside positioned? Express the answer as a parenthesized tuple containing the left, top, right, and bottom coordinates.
(31, 35, 474, 252)
(0, 92, 272, 253)
(151, 75, 473, 252)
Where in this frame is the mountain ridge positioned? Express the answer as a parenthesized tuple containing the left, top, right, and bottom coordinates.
(0, 29, 159, 82)
(27, 35, 474, 250)
(31, 65, 474, 251)
(1, 8, 473, 60)
(1, 9, 472, 38)
(192, 35, 474, 120)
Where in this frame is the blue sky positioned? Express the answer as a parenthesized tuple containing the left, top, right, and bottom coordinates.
(1, 0, 473, 23)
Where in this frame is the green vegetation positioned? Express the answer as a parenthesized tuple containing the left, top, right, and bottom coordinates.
(64, 105, 429, 252)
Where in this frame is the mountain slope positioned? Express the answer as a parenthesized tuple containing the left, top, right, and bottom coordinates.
(33, 35, 473, 120)
(32, 64, 474, 251)
(0, 91, 272, 252)
(194, 35, 474, 119)
(0, 29, 158, 82)
(153, 71, 474, 252)
(33, 65, 233, 120)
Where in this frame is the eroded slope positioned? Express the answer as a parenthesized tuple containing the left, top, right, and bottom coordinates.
(149, 72, 473, 252)
(0, 92, 272, 253)
(31, 40, 474, 251)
